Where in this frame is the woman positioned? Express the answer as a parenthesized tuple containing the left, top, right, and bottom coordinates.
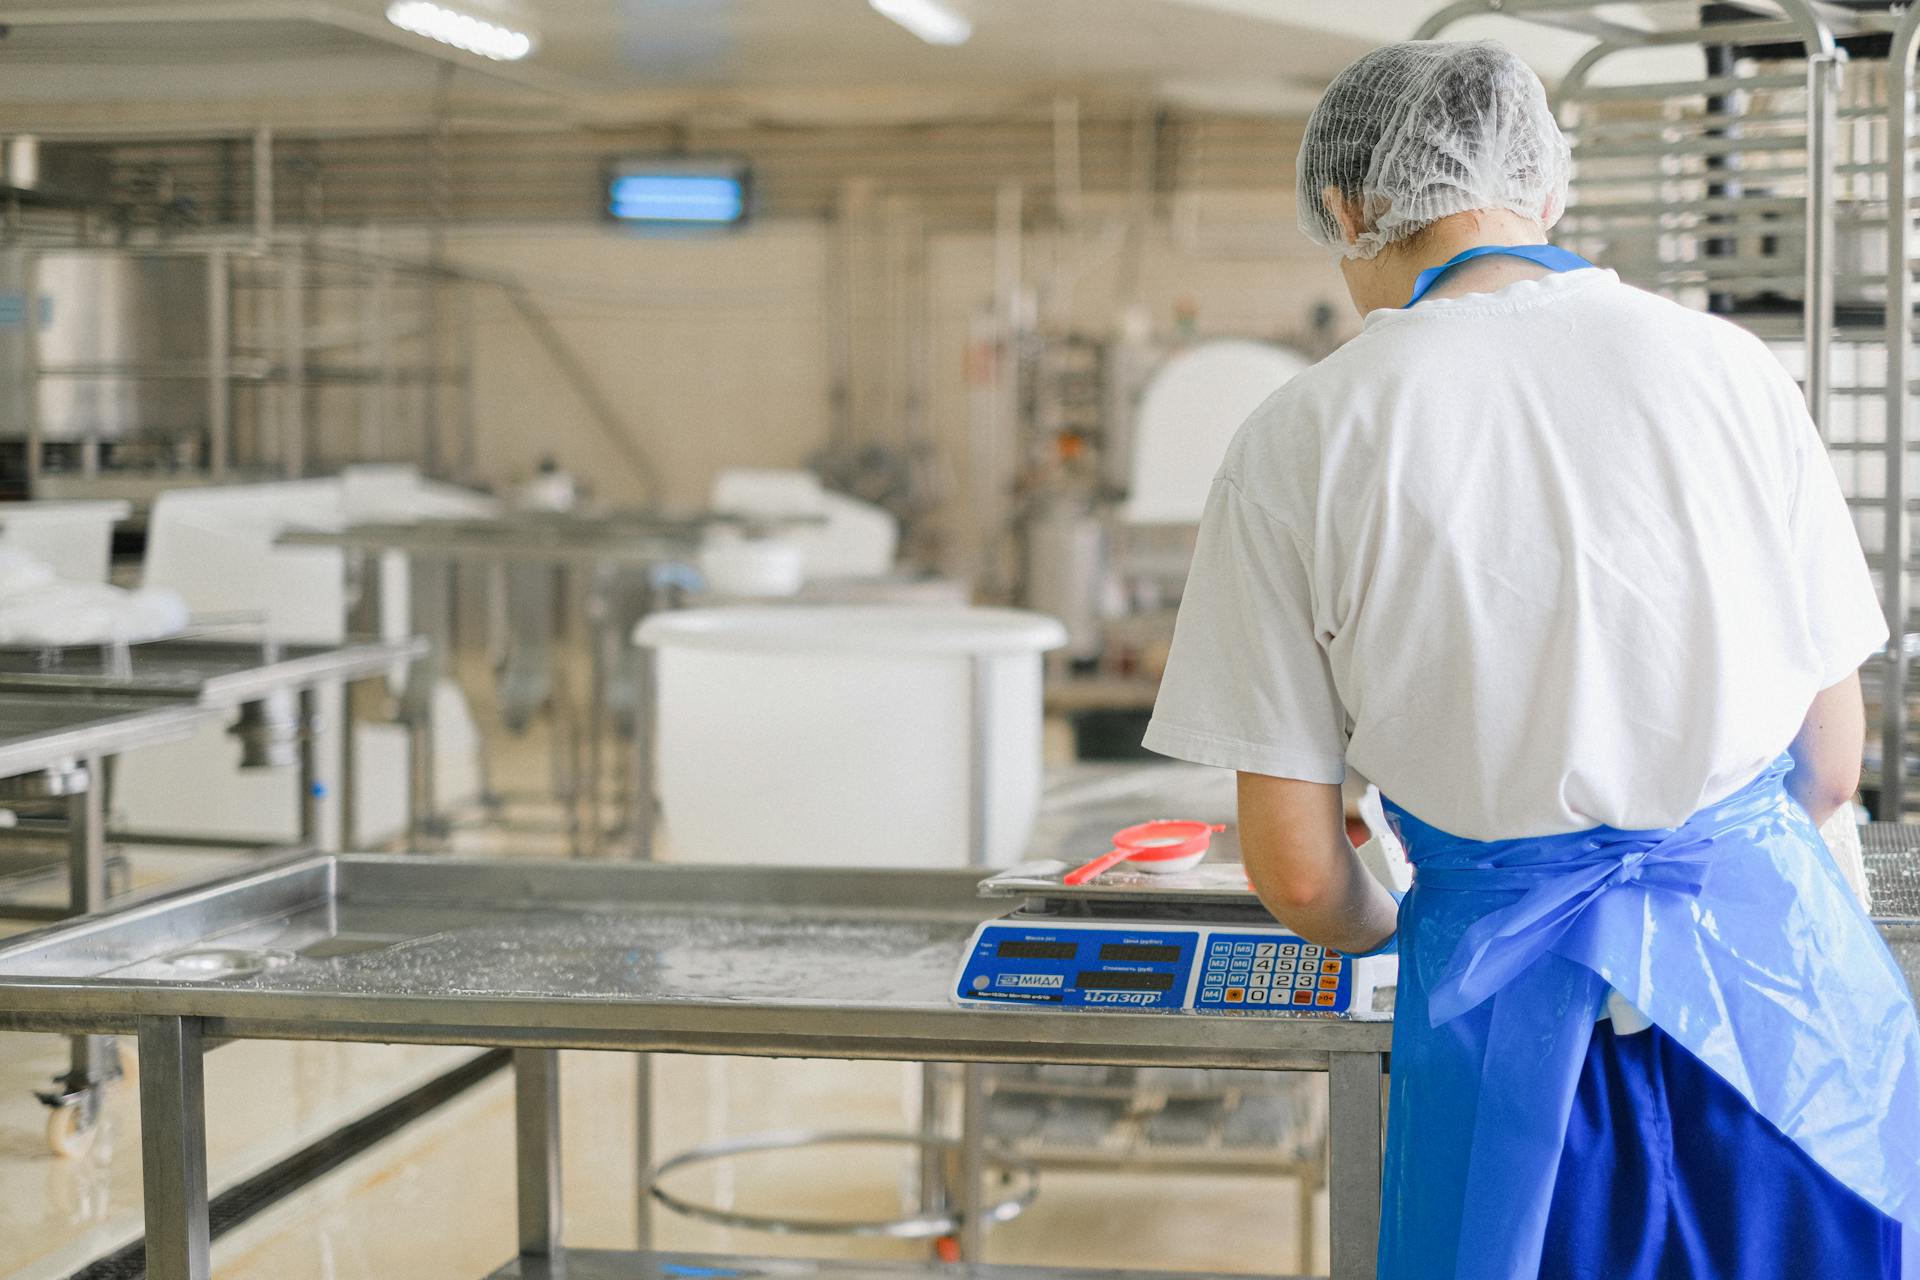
(1143, 39, 1920, 1280)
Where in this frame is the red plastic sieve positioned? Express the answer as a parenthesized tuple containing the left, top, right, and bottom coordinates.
(1060, 819, 1228, 886)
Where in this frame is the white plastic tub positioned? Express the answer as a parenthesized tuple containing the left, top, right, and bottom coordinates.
(635, 606, 1067, 868)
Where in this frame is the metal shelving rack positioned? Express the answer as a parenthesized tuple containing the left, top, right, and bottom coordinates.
(1415, 0, 1920, 815)
(3, 240, 475, 503)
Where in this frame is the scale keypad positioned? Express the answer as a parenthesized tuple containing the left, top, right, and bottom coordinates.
(1197, 935, 1347, 1012)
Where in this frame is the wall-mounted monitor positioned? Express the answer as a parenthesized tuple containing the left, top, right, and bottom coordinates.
(605, 157, 750, 228)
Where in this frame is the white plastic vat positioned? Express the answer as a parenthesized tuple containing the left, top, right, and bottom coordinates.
(635, 606, 1067, 867)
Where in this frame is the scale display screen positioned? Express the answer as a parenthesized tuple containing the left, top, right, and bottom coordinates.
(1099, 942, 1182, 963)
(997, 940, 1077, 960)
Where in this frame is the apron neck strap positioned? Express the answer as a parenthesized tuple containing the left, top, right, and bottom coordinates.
(1404, 243, 1595, 308)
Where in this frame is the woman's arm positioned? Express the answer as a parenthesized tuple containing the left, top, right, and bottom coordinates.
(1236, 771, 1399, 954)
(1786, 671, 1867, 827)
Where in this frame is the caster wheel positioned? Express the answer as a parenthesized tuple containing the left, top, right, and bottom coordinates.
(46, 1100, 98, 1159)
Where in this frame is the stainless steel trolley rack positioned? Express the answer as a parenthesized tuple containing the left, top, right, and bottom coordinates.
(0, 857, 1391, 1280)
(1412, 0, 1920, 814)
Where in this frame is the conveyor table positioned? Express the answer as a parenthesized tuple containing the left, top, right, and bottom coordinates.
(0, 856, 1390, 1280)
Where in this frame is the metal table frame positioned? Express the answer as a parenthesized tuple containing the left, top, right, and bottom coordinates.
(282, 517, 723, 856)
(0, 694, 212, 1143)
(0, 637, 426, 854)
(0, 856, 1391, 1280)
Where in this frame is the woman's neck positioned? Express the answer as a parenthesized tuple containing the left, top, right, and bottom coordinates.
(1377, 211, 1553, 308)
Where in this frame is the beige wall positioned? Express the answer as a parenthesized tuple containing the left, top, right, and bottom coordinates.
(441, 222, 835, 509)
(438, 198, 1350, 575)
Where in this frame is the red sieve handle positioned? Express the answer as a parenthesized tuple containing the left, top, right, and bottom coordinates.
(1062, 848, 1131, 886)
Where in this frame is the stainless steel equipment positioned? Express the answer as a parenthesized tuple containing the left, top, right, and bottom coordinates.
(0, 856, 1391, 1280)
(281, 512, 782, 857)
(0, 636, 427, 852)
(0, 242, 474, 505)
(0, 137, 112, 207)
(488, 1256, 1262, 1279)
(0, 693, 210, 1155)
(29, 251, 212, 444)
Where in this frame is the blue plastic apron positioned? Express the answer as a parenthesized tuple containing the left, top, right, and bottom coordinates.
(1373, 757, 1920, 1279)
(1404, 242, 1594, 307)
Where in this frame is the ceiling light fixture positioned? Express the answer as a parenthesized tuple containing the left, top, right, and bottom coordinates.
(868, 0, 972, 47)
(385, 1, 536, 62)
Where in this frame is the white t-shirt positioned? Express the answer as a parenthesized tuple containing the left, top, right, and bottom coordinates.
(1143, 268, 1888, 840)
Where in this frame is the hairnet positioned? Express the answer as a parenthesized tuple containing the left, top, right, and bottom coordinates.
(1296, 40, 1571, 260)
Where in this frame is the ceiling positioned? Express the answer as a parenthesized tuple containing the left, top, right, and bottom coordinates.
(0, 0, 1691, 127)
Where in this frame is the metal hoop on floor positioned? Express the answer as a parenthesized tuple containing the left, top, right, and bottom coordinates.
(646, 1128, 1039, 1239)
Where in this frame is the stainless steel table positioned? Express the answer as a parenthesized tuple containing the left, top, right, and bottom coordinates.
(0, 856, 1390, 1280)
(0, 694, 212, 1149)
(0, 636, 426, 851)
(487, 1254, 1278, 1279)
(0, 694, 211, 915)
(280, 514, 734, 855)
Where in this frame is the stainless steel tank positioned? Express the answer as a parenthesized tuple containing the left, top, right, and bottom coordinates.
(9, 252, 213, 444)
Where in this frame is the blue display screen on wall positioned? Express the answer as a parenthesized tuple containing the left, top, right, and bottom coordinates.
(606, 159, 749, 227)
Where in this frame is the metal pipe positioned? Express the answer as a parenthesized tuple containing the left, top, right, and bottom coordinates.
(1805, 53, 1841, 444)
(1881, 1, 1920, 818)
(251, 125, 273, 250)
(278, 249, 305, 478)
(22, 251, 41, 497)
(205, 248, 229, 478)
(1418, 0, 1834, 56)
(966, 655, 994, 868)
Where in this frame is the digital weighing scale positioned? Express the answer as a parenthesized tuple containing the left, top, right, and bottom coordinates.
(953, 861, 1396, 1016)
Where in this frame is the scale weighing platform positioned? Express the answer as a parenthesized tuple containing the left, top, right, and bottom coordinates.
(953, 861, 1395, 1016)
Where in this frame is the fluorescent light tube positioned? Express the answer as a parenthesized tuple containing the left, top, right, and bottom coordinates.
(868, 0, 972, 46)
(386, 1, 536, 62)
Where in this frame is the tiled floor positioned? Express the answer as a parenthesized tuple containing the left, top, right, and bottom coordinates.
(0, 703, 1328, 1279)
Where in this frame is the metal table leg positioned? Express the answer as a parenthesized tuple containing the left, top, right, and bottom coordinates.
(66, 754, 104, 915)
(404, 553, 451, 846)
(635, 1052, 654, 1250)
(296, 686, 322, 848)
(1328, 1050, 1385, 1280)
(630, 645, 657, 861)
(956, 1062, 987, 1261)
(340, 677, 360, 848)
(44, 756, 119, 1151)
(515, 1048, 564, 1260)
(138, 1015, 211, 1280)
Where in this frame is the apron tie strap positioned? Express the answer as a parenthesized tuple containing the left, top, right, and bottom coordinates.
(1421, 830, 1715, 1027)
